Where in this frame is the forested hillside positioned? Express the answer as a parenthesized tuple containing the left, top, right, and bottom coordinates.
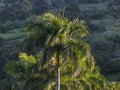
(0, 0, 120, 90)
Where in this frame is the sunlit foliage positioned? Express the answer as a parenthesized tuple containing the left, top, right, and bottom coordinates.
(3, 13, 120, 90)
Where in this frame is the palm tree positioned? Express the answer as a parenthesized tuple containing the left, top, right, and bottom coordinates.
(24, 13, 93, 90)
(3, 13, 120, 90)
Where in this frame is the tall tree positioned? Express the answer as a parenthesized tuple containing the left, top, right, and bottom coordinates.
(24, 13, 94, 90)
(3, 13, 120, 90)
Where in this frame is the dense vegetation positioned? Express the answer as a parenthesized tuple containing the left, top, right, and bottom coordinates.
(0, 0, 120, 90)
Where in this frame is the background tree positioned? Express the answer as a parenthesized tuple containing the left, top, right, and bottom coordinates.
(108, 0, 120, 18)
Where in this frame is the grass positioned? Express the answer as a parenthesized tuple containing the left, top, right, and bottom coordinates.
(0, 28, 25, 40)
(90, 19, 120, 31)
(90, 19, 116, 25)
(106, 25, 120, 31)
(79, 3, 108, 11)
(7, 28, 24, 33)
(90, 19, 116, 27)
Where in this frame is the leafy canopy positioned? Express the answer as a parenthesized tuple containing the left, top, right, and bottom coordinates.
(3, 13, 120, 90)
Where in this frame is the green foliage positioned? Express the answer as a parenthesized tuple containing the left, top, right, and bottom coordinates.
(1, 1, 120, 89)
(89, 32, 120, 75)
(79, 3, 108, 19)
(88, 20, 106, 32)
(0, 79, 13, 90)
(80, 9, 107, 19)
(64, 3, 81, 19)
(108, 0, 120, 18)
(4, 53, 38, 79)
(0, 20, 24, 33)
(3, 53, 120, 90)
(79, 3, 108, 10)
(24, 13, 88, 51)
(107, 73, 120, 81)
(3, 53, 45, 90)
(0, 28, 25, 40)
(104, 30, 120, 50)
(21, 0, 32, 13)
(2, 13, 120, 90)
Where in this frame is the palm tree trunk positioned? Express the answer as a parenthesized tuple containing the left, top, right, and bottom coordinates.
(56, 52, 60, 90)
(56, 66, 60, 90)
